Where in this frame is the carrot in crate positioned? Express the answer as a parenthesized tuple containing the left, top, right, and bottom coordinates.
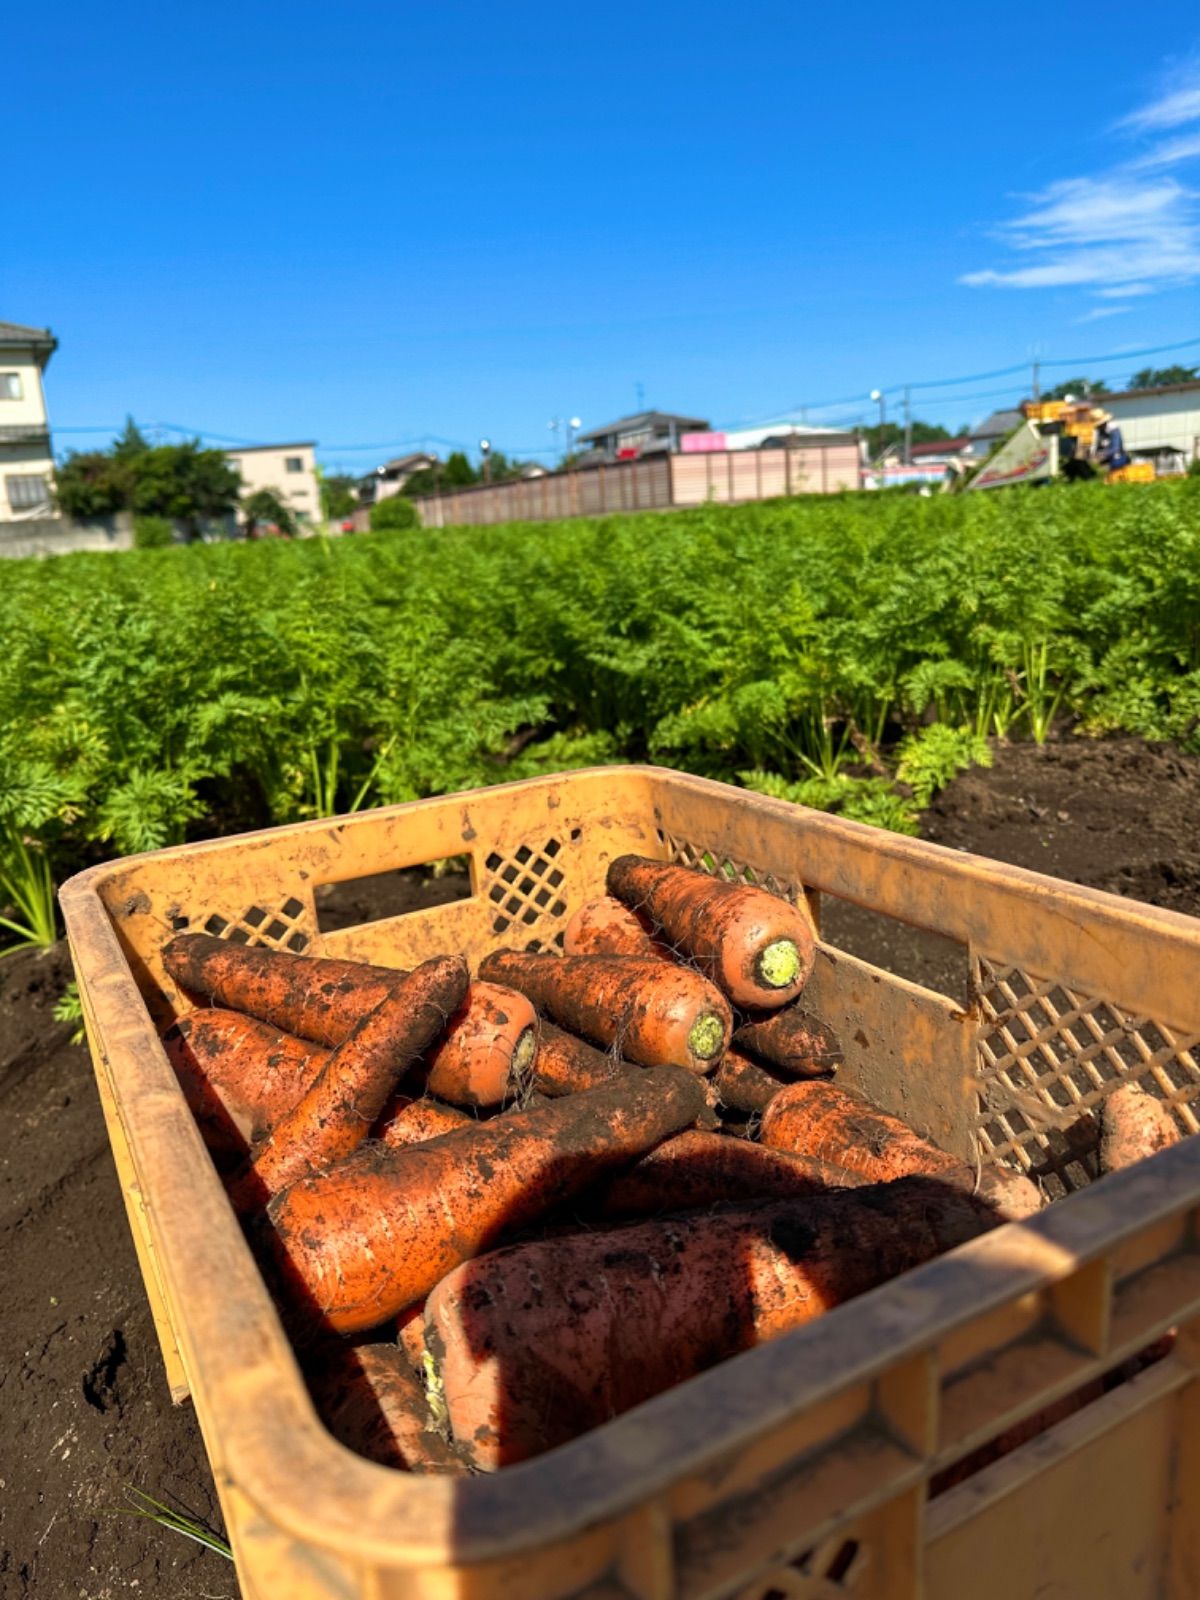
(606, 855, 815, 1009)
(761, 1080, 1043, 1220)
(530, 1021, 630, 1096)
(309, 1343, 461, 1473)
(732, 1005, 842, 1078)
(563, 896, 669, 960)
(162, 1009, 328, 1159)
(165, 934, 536, 1106)
(376, 1095, 472, 1148)
(1099, 1080, 1184, 1175)
(592, 1129, 864, 1218)
(233, 955, 468, 1208)
(478, 950, 731, 1072)
(712, 1048, 793, 1115)
(425, 1176, 1000, 1469)
(264, 1065, 707, 1335)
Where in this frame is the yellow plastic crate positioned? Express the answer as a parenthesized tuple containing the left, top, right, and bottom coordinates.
(60, 768, 1200, 1600)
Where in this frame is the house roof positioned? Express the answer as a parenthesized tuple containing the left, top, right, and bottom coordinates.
(1101, 378, 1200, 405)
(224, 442, 316, 454)
(577, 410, 709, 443)
(0, 320, 57, 365)
(969, 409, 1023, 440)
(909, 437, 970, 457)
(375, 452, 437, 475)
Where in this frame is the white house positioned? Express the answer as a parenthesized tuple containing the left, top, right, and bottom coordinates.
(0, 320, 57, 520)
(1103, 381, 1200, 467)
(225, 441, 321, 527)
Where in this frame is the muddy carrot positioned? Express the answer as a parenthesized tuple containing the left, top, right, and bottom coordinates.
(309, 1343, 462, 1473)
(712, 1048, 793, 1116)
(234, 955, 468, 1208)
(264, 1065, 707, 1334)
(563, 896, 669, 960)
(1099, 1081, 1183, 1175)
(397, 1303, 429, 1374)
(591, 1129, 864, 1218)
(530, 1022, 631, 1096)
(164, 934, 533, 1107)
(477, 950, 731, 1072)
(162, 1009, 328, 1159)
(423, 981, 537, 1107)
(375, 1095, 472, 1148)
(606, 855, 815, 1009)
(425, 1177, 999, 1469)
(732, 1005, 842, 1078)
(761, 1081, 1042, 1220)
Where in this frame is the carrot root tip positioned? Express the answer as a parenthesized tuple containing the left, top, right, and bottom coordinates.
(421, 1349, 449, 1432)
(688, 1013, 726, 1061)
(757, 939, 802, 989)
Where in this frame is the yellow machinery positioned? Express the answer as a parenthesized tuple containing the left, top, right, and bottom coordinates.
(970, 398, 1157, 490)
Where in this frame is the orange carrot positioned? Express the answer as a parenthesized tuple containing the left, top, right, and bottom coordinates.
(712, 1048, 792, 1115)
(233, 955, 468, 1208)
(425, 1177, 999, 1469)
(732, 1004, 842, 1078)
(606, 855, 815, 1009)
(477, 950, 731, 1072)
(591, 1129, 864, 1218)
(530, 1022, 631, 1096)
(264, 1065, 707, 1334)
(761, 1081, 1042, 1220)
(423, 980, 537, 1107)
(397, 1303, 429, 1374)
(376, 1095, 472, 1148)
(163, 933, 534, 1109)
(563, 896, 669, 960)
(1099, 1081, 1183, 1175)
(162, 1008, 328, 1159)
(163, 933, 398, 1045)
(309, 1343, 462, 1472)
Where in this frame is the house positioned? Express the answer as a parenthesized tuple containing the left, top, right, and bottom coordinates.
(225, 442, 321, 527)
(358, 451, 439, 505)
(575, 410, 709, 463)
(967, 409, 1023, 460)
(0, 320, 58, 521)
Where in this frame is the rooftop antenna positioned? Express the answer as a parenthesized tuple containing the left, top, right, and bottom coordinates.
(635, 380, 645, 411)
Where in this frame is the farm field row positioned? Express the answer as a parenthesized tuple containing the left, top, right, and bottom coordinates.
(2, 480, 1197, 946)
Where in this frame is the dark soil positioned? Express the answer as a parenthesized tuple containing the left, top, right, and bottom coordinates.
(2, 735, 1197, 1597)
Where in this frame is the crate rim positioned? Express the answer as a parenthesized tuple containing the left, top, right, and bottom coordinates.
(58, 766, 1200, 1571)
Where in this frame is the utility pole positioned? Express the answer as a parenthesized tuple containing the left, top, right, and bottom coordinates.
(903, 386, 912, 466)
(1031, 359, 1041, 401)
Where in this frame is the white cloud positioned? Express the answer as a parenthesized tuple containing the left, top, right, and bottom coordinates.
(963, 56, 1200, 298)
(1074, 305, 1132, 323)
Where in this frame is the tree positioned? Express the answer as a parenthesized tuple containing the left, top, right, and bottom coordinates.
(243, 488, 297, 538)
(54, 429, 240, 537)
(862, 420, 953, 459)
(318, 468, 358, 521)
(1040, 377, 1110, 402)
(369, 495, 420, 531)
(1128, 364, 1198, 390)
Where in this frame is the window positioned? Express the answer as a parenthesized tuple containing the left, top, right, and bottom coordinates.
(285, 456, 303, 473)
(227, 457, 241, 475)
(0, 373, 23, 401)
(6, 474, 50, 509)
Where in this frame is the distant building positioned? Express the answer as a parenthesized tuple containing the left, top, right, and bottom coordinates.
(0, 319, 57, 521)
(358, 451, 439, 505)
(1102, 380, 1200, 467)
(681, 422, 855, 453)
(226, 442, 321, 526)
(967, 409, 1023, 460)
(575, 410, 709, 463)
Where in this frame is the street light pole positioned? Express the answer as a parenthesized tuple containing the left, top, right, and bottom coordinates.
(479, 438, 492, 484)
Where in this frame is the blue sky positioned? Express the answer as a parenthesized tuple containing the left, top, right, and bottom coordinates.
(8, 2, 1200, 471)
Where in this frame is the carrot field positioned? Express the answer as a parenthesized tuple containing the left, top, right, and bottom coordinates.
(2, 479, 1198, 950)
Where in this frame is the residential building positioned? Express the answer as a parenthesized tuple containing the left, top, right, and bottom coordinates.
(576, 410, 709, 462)
(681, 422, 855, 453)
(967, 409, 1023, 460)
(1102, 380, 1200, 467)
(357, 451, 438, 505)
(0, 320, 58, 521)
(225, 442, 321, 526)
